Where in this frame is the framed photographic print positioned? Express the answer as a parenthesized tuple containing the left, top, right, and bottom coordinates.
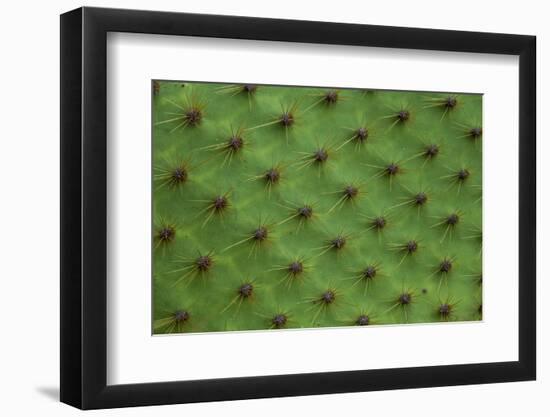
(60, 6, 536, 410)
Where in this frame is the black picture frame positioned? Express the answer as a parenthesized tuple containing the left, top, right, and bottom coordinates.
(60, 6, 536, 410)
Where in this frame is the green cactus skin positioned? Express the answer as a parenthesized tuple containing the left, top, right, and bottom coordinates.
(152, 80, 482, 334)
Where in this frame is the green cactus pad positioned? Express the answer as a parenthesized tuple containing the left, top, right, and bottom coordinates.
(152, 80, 482, 334)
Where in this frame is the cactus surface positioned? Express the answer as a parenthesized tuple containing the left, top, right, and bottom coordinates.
(153, 80, 482, 334)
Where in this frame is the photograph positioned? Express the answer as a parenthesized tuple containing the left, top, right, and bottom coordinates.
(152, 81, 483, 334)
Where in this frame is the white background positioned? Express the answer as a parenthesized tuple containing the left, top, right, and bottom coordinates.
(108, 34, 518, 384)
(0, 0, 545, 416)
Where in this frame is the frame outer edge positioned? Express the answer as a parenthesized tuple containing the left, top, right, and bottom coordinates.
(518, 35, 536, 379)
(60, 7, 84, 409)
